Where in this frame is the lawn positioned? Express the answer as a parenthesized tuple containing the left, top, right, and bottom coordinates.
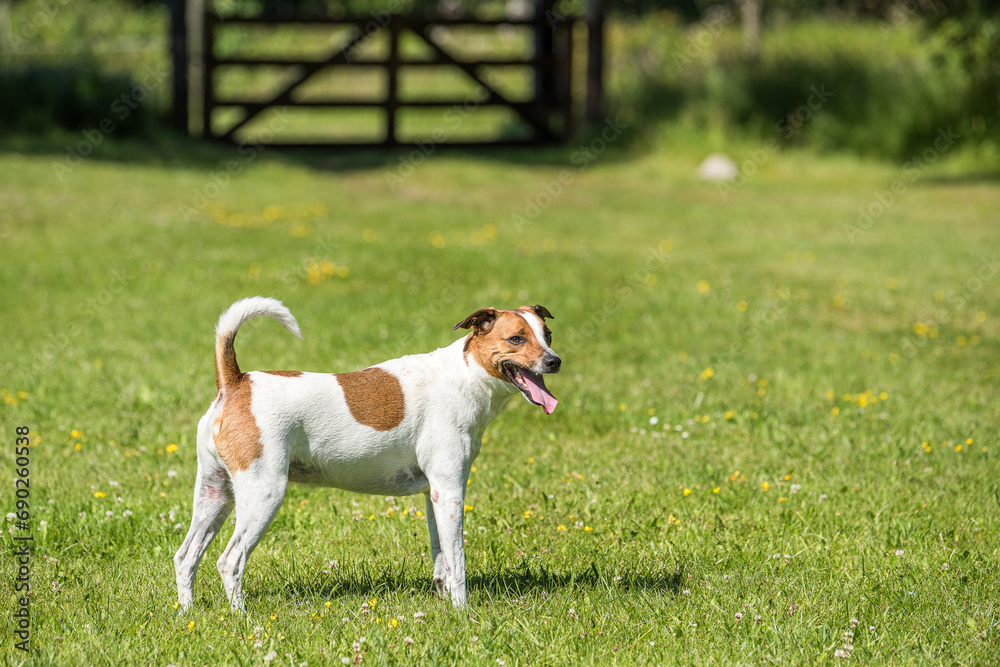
(1, 134, 998, 665)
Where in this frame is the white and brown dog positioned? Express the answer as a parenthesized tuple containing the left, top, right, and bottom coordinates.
(174, 296, 560, 611)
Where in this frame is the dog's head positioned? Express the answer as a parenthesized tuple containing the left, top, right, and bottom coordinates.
(453, 305, 561, 414)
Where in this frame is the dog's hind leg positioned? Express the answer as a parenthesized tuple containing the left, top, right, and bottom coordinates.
(216, 470, 288, 613)
(174, 459, 233, 612)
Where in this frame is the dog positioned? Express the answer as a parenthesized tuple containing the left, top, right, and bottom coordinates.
(174, 296, 561, 611)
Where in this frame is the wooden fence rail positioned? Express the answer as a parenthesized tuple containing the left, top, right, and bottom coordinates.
(195, 10, 587, 148)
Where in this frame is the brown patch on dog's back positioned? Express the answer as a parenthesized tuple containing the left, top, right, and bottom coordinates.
(335, 367, 405, 431)
(263, 370, 303, 377)
(212, 375, 262, 473)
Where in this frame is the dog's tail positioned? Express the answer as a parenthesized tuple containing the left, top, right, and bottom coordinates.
(214, 297, 304, 390)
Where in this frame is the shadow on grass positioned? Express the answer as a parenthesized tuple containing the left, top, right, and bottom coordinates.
(278, 560, 687, 603)
(924, 170, 1000, 185)
(1, 121, 639, 176)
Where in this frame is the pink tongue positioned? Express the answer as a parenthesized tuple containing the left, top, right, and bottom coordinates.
(522, 370, 558, 415)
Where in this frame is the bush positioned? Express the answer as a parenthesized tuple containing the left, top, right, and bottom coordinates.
(0, 64, 158, 137)
(611, 16, 992, 160)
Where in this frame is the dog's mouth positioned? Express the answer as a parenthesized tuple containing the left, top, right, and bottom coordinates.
(502, 362, 558, 415)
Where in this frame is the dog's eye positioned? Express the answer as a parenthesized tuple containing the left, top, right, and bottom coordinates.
(508, 335, 525, 345)
(544, 329, 552, 345)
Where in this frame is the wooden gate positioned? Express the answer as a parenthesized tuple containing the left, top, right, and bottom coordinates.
(199, 11, 585, 148)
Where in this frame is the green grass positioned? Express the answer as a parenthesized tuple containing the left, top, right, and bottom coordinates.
(1, 135, 999, 665)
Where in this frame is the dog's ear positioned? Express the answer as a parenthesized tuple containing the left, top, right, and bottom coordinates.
(532, 304, 554, 320)
(453, 308, 497, 333)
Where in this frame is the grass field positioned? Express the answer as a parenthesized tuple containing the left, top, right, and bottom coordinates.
(1, 133, 999, 665)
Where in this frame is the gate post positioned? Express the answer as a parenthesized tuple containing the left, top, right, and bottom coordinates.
(534, 0, 555, 126)
(202, 8, 215, 139)
(386, 19, 399, 147)
(585, 0, 605, 124)
(169, 0, 189, 132)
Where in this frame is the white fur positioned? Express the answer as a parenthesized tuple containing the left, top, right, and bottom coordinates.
(174, 300, 557, 613)
(516, 310, 557, 372)
(216, 296, 303, 341)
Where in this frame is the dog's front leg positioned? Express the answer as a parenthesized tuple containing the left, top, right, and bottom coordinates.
(427, 460, 469, 607)
(425, 483, 468, 608)
(424, 493, 447, 597)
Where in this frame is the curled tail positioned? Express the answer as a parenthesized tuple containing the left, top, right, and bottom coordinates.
(215, 297, 304, 390)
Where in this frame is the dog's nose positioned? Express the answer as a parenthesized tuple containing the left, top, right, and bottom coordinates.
(543, 354, 561, 373)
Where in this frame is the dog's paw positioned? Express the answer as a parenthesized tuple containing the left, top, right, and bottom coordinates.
(433, 575, 448, 598)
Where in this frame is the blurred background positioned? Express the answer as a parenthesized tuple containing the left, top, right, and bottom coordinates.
(1, 0, 998, 161)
